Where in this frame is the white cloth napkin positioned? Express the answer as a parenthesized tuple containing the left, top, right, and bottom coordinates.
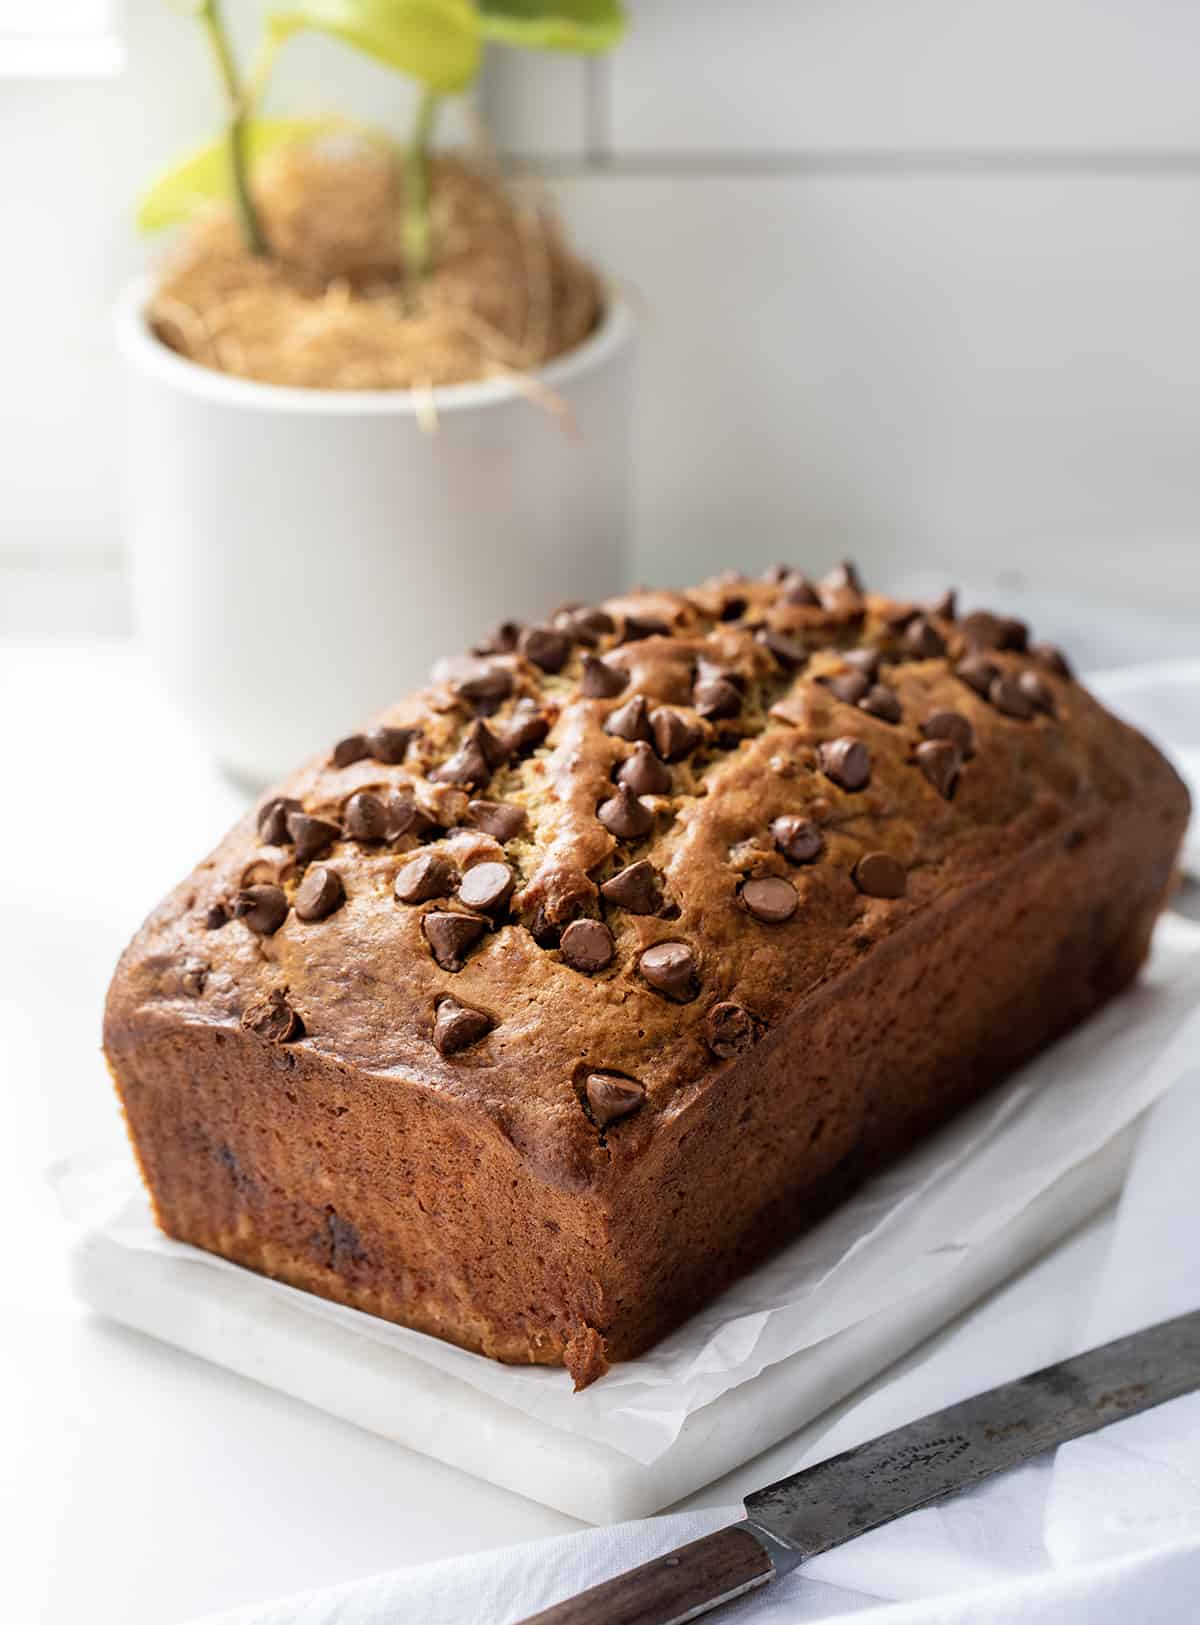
(187, 1064, 1200, 1625)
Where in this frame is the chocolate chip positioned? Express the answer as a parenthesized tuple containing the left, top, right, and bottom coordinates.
(387, 790, 433, 839)
(842, 647, 882, 680)
(718, 594, 747, 621)
(921, 710, 976, 757)
(989, 674, 1035, 720)
(527, 899, 579, 949)
(961, 612, 1028, 653)
(430, 720, 507, 788)
(394, 853, 456, 905)
(903, 616, 947, 659)
(638, 941, 699, 1001)
(478, 719, 512, 768)
(294, 864, 345, 921)
(257, 797, 301, 846)
(204, 901, 229, 930)
(458, 860, 514, 913)
(597, 783, 655, 841)
(605, 693, 654, 743)
(560, 918, 615, 973)
(495, 699, 551, 756)
(819, 737, 871, 791)
(651, 707, 704, 762)
(824, 671, 870, 705)
(1018, 670, 1056, 714)
(584, 1072, 645, 1127)
(447, 658, 513, 710)
(365, 725, 416, 764)
(520, 623, 572, 673)
(331, 734, 368, 768)
(959, 611, 1001, 651)
(818, 561, 864, 612)
(422, 911, 486, 971)
(755, 628, 807, 670)
(741, 876, 799, 923)
(474, 620, 522, 656)
(771, 815, 824, 864)
(580, 654, 628, 698)
(859, 683, 902, 723)
(344, 790, 391, 842)
(241, 988, 304, 1043)
(433, 996, 493, 1054)
(617, 742, 672, 796)
(231, 884, 289, 935)
(466, 800, 527, 842)
(286, 812, 340, 864)
(1032, 643, 1072, 680)
(600, 860, 662, 914)
(915, 738, 962, 799)
(929, 588, 957, 620)
(782, 571, 820, 606)
(558, 605, 615, 644)
(854, 852, 906, 899)
(619, 614, 670, 643)
(705, 1001, 759, 1059)
(693, 676, 742, 721)
(956, 655, 999, 697)
(824, 559, 863, 595)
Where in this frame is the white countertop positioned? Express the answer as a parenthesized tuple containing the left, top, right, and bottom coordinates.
(0, 639, 1126, 1625)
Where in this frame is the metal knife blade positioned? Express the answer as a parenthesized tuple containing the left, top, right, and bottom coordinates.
(744, 1306, 1200, 1573)
(517, 1308, 1200, 1623)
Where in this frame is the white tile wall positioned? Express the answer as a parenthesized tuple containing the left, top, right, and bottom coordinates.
(478, 50, 593, 162)
(550, 169, 1200, 611)
(3, 0, 1200, 628)
(608, 1, 1200, 156)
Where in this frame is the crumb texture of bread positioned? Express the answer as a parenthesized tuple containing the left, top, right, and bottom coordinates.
(104, 566, 1191, 1387)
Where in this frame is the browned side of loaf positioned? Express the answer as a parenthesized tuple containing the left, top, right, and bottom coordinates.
(107, 1023, 612, 1373)
(593, 780, 1177, 1364)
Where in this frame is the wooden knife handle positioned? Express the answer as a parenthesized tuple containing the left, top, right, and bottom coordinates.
(514, 1524, 775, 1625)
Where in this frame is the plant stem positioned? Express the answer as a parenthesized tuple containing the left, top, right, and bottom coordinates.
(404, 86, 441, 280)
(245, 32, 283, 113)
(197, 0, 266, 256)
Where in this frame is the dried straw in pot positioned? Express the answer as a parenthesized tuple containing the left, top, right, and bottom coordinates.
(147, 138, 602, 393)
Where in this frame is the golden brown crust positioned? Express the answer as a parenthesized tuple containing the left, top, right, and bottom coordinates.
(104, 565, 1191, 1385)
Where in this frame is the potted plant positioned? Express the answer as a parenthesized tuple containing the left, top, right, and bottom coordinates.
(118, 0, 632, 786)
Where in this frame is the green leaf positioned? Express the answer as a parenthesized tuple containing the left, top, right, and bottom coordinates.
(137, 118, 350, 232)
(477, 0, 626, 53)
(268, 0, 481, 92)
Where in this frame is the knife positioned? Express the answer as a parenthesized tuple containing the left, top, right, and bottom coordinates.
(516, 1307, 1200, 1625)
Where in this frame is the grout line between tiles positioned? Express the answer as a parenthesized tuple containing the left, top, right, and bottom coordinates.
(502, 148, 1200, 179)
(585, 58, 611, 167)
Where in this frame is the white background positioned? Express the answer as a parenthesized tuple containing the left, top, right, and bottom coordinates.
(2, 1, 1200, 630)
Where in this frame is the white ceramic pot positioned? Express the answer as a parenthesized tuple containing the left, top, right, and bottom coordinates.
(115, 279, 635, 786)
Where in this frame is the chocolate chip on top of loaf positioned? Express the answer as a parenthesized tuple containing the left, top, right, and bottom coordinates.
(104, 563, 1189, 1390)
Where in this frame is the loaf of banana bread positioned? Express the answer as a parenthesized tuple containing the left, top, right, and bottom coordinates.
(103, 565, 1189, 1387)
